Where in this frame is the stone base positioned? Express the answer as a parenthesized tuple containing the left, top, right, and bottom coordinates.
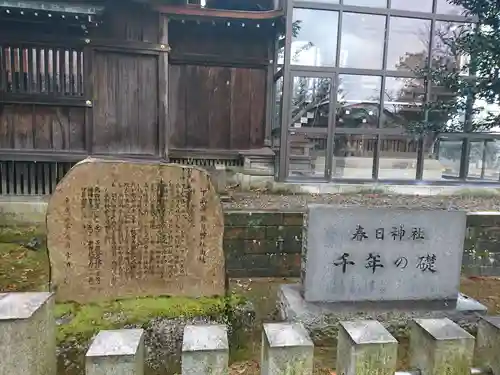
(277, 284, 488, 345)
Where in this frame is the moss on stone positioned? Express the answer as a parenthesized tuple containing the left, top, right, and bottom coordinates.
(55, 294, 247, 344)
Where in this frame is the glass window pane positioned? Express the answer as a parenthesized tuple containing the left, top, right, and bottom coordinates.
(340, 13, 386, 69)
(291, 9, 338, 67)
(288, 132, 328, 178)
(436, 0, 468, 16)
(343, 0, 386, 7)
(333, 134, 375, 179)
(378, 135, 419, 180)
(382, 77, 425, 129)
(467, 140, 500, 181)
(337, 75, 381, 129)
(387, 17, 431, 72)
(390, 0, 432, 12)
(291, 77, 331, 129)
(425, 138, 463, 180)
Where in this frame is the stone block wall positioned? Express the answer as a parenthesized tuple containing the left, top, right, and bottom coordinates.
(224, 211, 302, 277)
(464, 213, 500, 276)
(224, 211, 500, 278)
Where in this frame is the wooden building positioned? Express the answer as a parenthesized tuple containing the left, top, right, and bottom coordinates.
(0, 0, 284, 194)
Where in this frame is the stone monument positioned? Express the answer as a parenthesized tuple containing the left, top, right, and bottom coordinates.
(278, 205, 488, 343)
(46, 158, 225, 303)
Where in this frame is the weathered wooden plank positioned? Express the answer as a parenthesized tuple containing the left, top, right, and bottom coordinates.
(249, 68, 266, 148)
(168, 64, 185, 148)
(68, 107, 86, 151)
(230, 68, 251, 149)
(3, 104, 34, 150)
(137, 54, 158, 155)
(0, 105, 12, 148)
(185, 65, 208, 148)
(34, 106, 54, 149)
(92, 51, 158, 155)
(208, 67, 231, 149)
(158, 14, 168, 159)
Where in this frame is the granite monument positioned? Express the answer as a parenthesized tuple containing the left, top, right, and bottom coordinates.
(46, 158, 225, 303)
(302, 206, 466, 303)
(278, 205, 488, 343)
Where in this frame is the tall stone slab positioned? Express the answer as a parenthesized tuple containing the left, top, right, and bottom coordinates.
(0, 292, 56, 375)
(302, 206, 467, 303)
(46, 158, 225, 303)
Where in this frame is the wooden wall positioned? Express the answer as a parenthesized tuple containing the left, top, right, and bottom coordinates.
(92, 51, 159, 155)
(169, 65, 266, 150)
(1, 1, 277, 160)
(0, 105, 85, 151)
(167, 20, 272, 152)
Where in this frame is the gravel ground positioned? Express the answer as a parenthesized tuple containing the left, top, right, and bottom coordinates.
(222, 192, 500, 211)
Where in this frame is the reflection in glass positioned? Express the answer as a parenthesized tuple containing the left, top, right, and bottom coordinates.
(337, 75, 382, 128)
(291, 9, 338, 67)
(343, 0, 386, 7)
(387, 17, 431, 71)
(429, 138, 463, 180)
(271, 77, 284, 147)
(467, 140, 500, 181)
(290, 77, 331, 129)
(390, 0, 432, 12)
(436, 0, 467, 16)
(377, 136, 419, 180)
(333, 134, 375, 179)
(382, 77, 425, 130)
(340, 13, 386, 69)
(288, 132, 327, 178)
(432, 21, 472, 74)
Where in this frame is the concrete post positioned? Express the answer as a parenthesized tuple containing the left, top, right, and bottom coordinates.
(261, 322, 314, 375)
(410, 318, 474, 375)
(0, 292, 56, 375)
(336, 320, 398, 375)
(85, 329, 145, 375)
(475, 316, 500, 375)
(182, 324, 229, 375)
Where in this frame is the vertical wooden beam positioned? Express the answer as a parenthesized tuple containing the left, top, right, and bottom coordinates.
(158, 14, 169, 160)
(264, 38, 275, 147)
(83, 43, 94, 156)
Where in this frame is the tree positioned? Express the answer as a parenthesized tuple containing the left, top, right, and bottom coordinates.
(409, 0, 500, 136)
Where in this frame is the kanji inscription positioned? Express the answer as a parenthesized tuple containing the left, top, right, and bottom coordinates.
(302, 205, 467, 303)
(47, 159, 225, 303)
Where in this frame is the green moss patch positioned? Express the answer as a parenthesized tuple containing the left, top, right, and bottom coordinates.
(0, 225, 49, 292)
(56, 294, 247, 343)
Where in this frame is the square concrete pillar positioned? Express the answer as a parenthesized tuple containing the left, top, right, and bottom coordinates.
(410, 318, 474, 375)
(182, 324, 229, 375)
(261, 322, 314, 375)
(0, 292, 56, 375)
(86, 329, 145, 375)
(336, 320, 398, 375)
(475, 316, 500, 375)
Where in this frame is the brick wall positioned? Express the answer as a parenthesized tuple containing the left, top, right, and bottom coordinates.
(223, 211, 500, 278)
